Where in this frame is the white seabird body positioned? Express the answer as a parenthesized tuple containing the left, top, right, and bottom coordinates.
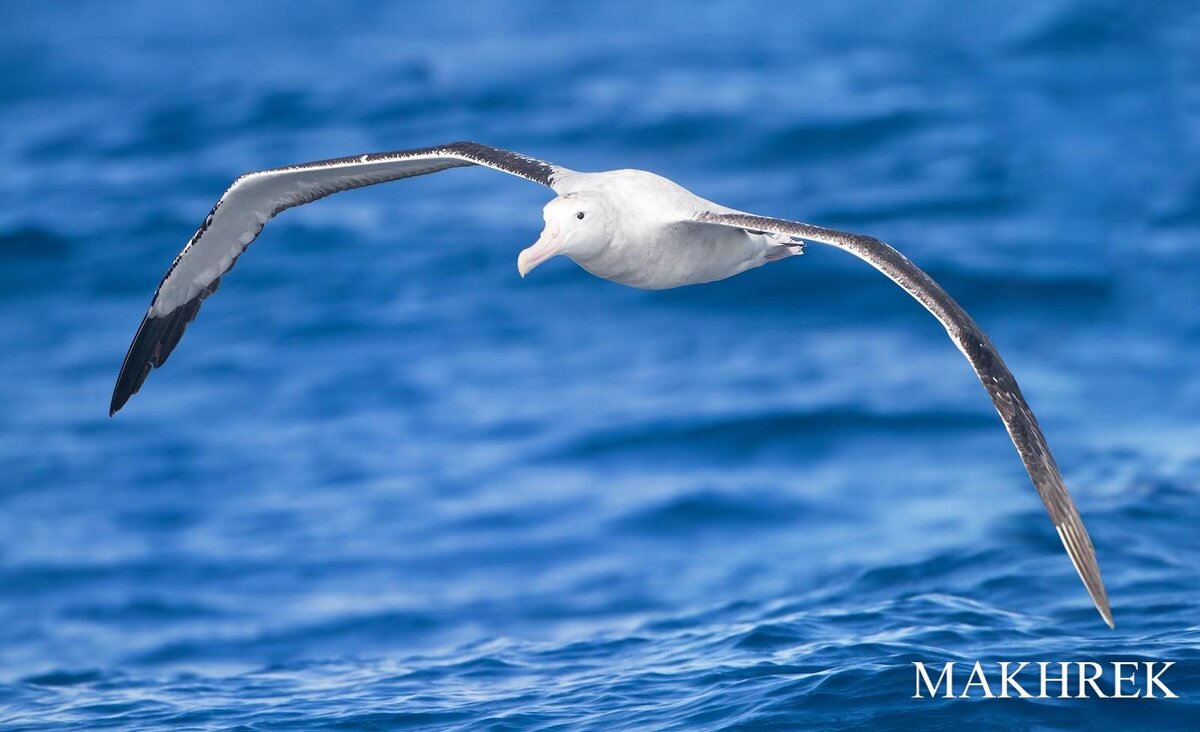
(535, 169, 800, 289)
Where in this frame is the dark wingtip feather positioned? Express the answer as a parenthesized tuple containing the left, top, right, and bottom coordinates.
(1056, 515, 1115, 629)
(109, 312, 160, 416)
(109, 284, 213, 416)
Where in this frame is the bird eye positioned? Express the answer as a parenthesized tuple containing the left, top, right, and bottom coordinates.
(576, 211, 585, 220)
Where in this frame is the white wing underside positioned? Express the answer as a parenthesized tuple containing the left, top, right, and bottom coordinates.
(111, 142, 569, 414)
(155, 142, 570, 314)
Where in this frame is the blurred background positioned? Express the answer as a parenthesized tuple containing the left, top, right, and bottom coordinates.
(1, 1, 1197, 728)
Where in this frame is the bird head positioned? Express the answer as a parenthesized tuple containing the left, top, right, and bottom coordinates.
(518, 192, 610, 277)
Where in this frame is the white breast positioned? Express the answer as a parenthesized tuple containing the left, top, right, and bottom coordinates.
(560, 169, 794, 289)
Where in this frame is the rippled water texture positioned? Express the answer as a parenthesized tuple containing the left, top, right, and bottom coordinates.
(2, 1, 1199, 728)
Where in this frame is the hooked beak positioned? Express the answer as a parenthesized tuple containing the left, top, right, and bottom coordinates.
(517, 224, 562, 278)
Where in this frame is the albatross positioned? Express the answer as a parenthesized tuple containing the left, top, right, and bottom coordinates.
(109, 141, 1113, 628)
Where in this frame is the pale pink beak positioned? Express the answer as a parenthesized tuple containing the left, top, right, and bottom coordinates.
(517, 224, 562, 278)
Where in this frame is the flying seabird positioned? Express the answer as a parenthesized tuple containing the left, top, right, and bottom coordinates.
(109, 141, 1113, 627)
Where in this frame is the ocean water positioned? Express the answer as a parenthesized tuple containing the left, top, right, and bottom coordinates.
(2, 1, 1198, 728)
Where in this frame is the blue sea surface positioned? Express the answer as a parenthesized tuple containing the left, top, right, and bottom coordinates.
(2, 1, 1198, 728)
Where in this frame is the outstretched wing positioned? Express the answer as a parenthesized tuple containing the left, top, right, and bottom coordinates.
(111, 142, 571, 415)
(698, 211, 1114, 628)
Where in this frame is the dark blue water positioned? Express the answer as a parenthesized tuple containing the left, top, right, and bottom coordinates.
(2, 1, 1199, 728)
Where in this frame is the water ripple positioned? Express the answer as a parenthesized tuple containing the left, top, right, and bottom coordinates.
(2, 1, 1198, 729)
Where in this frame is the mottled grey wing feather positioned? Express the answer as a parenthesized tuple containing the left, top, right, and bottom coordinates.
(111, 142, 566, 415)
(698, 211, 1113, 628)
